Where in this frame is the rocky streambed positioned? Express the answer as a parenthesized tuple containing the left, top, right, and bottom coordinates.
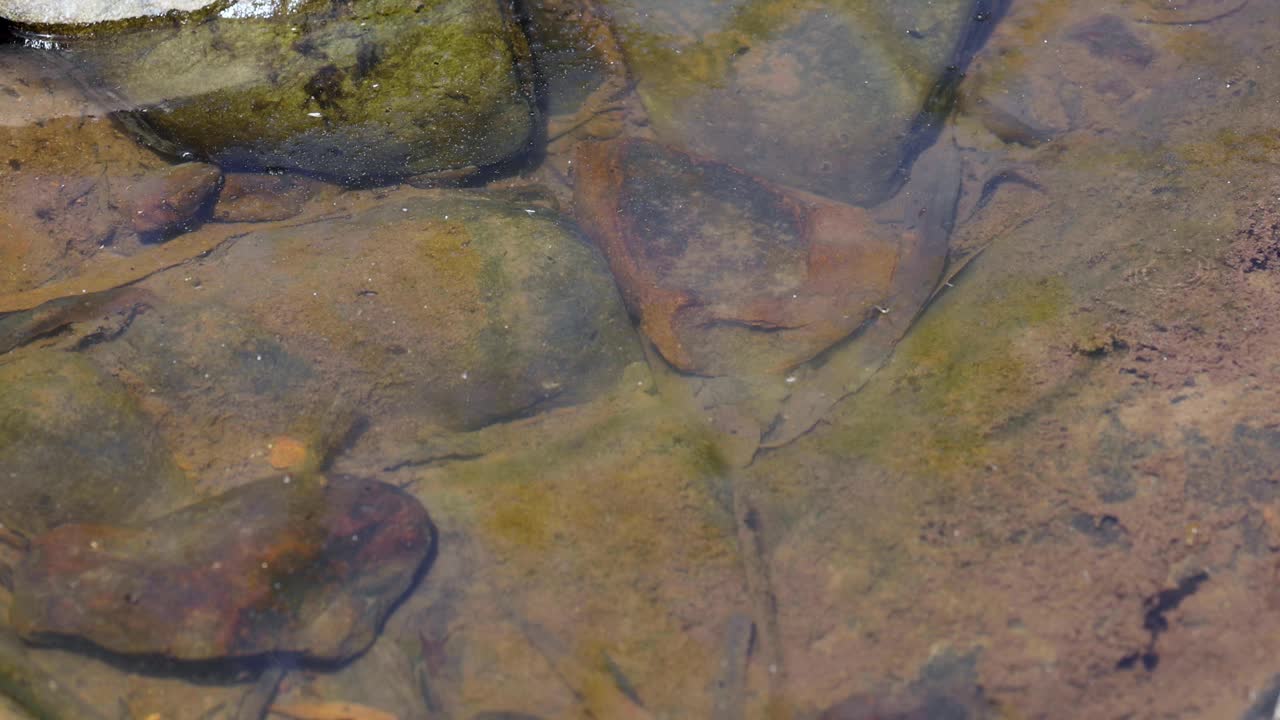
(1, 0, 1277, 718)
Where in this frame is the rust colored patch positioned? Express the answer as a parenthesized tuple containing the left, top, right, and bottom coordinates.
(10, 476, 433, 662)
(574, 138, 905, 376)
(268, 436, 311, 470)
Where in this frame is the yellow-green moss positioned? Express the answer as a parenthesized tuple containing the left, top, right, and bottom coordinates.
(821, 275, 1069, 477)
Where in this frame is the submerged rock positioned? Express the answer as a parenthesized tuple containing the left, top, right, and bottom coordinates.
(211, 172, 320, 223)
(87, 190, 640, 451)
(574, 137, 933, 376)
(601, 0, 991, 204)
(573, 131, 961, 454)
(122, 161, 222, 235)
(57, 0, 538, 184)
(223, 192, 640, 429)
(0, 350, 192, 536)
(10, 475, 433, 662)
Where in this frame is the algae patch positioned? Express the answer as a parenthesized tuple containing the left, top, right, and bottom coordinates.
(823, 274, 1070, 476)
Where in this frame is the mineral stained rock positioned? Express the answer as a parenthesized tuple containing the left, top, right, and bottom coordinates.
(123, 161, 223, 235)
(94, 191, 641, 433)
(57, 0, 539, 184)
(574, 137, 927, 376)
(10, 475, 434, 662)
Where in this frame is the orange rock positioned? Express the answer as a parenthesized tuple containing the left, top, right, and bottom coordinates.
(11, 476, 434, 662)
(268, 436, 310, 471)
(270, 700, 398, 720)
(124, 162, 223, 236)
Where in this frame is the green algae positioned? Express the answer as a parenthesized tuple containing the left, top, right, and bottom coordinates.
(71, 0, 536, 183)
(820, 274, 1070, 477)
(1175, 128, 1280, 177)
(411, 377, 734, 562)
(389, 381, 744, 716)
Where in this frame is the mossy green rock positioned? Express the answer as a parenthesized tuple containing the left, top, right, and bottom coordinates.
(604, 0, 976, 204)
(69, 0, 537, 184)
(0, 351, 191, 535)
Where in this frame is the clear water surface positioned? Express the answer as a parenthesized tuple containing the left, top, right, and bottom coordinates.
(0, 0, 1277, 718)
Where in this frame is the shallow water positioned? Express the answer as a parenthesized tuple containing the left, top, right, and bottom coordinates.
(0, 0, 1278, 718)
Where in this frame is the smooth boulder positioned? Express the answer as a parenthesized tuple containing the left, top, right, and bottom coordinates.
(11, 475, 434, 661)
(87, 190, 642, 436)
(58, 0, 538, 184)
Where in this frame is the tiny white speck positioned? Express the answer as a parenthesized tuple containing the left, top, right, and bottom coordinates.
(785, 376, 797, 384)
(307, 111, 322, 118)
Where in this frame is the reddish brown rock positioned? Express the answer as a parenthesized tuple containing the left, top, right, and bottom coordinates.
(574, 138, 918, 376)
(211, 173, 318, 223)
(10, 475, 433, 662)
(123, 161, 222, 235)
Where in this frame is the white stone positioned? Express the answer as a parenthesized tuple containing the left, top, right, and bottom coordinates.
(0, 0, 218, 27)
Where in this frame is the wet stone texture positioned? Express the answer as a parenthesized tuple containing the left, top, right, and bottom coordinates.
(0, 350, 191, 536)
(10, 475, 433, 662)
(5, 0, 1280, 718)
(575, 137, 926, 376)
(82, 189, 640, 484)
(58, 0, 538, 184)
(0, 45, 173, 294)
(734, 1, 1280, 717)
(210, 172, 319, 223)
(600, 0, 982, 204)
(122, 161, 222, 236)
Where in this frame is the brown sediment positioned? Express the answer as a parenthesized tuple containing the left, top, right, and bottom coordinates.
(0, 222, 252, 314)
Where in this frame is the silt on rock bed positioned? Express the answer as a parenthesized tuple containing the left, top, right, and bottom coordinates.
(7, 0, 1279, 718)
(0, 0, 998, 717)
